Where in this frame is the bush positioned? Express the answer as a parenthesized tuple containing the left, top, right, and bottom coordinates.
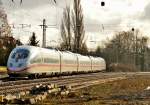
(108, 63, 139, 72)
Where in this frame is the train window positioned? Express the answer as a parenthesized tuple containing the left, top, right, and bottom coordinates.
(31, 58, 41, 63)
(11, 49, 29, 59)
(64, 59, 74, 64)
(44, 58, 58, 63)
(80, 61, 90, 65)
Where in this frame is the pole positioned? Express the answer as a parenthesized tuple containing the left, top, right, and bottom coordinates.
(39, 19, 47, 48)
(132, 28, 137, 66)
(135, 31, 138, 66)
(39, 19, 57, 48)
(43, 19, 46, 48)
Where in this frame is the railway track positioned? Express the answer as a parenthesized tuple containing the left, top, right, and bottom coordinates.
(0, 72, 149, 95)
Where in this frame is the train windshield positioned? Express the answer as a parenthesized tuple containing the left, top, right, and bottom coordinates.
(11, 49, 29, 59)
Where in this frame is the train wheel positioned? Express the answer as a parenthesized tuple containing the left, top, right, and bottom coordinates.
(28, 74, 36, 79)
(41, 73, 46, 78)
(28, 75, 33, 79)
(33, 74, 39, 79)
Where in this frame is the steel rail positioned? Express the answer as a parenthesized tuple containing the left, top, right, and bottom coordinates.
(0, 72, 149, 95)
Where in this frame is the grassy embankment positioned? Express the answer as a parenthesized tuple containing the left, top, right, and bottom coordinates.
(40, 75, 150, 105)
(0, 66, 7, 73)
(0, 66, 7, 78)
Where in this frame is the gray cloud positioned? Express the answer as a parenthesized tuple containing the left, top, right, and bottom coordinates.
(1, 0, 150, 47)
(1, 0, 55, 10)
(1, 0, 73, 11)
(0, 0, 2, 5)
(141, 2, 150, 21)
(84, 16, 122, 33)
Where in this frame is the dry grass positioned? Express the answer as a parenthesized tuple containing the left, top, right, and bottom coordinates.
(109, 63, 138, 72)
(40, 75, 150, 105)
(78, 75, 150, 105)
(0, 66, 7, 73)
(0, 66, 7, 78)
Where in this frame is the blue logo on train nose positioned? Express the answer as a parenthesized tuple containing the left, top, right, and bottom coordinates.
(18, 63, 23, 67)
(10, 67, 17, 71)
(15, 59, 18, 62)
(9, 63, 13, 67)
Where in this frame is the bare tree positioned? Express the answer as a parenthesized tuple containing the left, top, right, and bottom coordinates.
(138, 36, 148, 71)
(28, 32, 39, 46)
(80, 42, 88, 55)
(102, 29, 149, 71)
(72, 0, 85, 53)
(60, 6, 72, 51)
(11, 0, 22, 4)
(16, 39, 23, 46)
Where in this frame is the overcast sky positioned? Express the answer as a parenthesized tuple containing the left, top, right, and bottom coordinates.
(1, 0, 150, 49)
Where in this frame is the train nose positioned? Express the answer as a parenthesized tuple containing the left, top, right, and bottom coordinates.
(18, 63, 23, 67)
(8, 61, 26, 71)
(9, 63, 13, 68)
(15, 59, 18, 62)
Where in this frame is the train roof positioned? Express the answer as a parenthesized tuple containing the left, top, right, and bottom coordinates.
(15, 46, 104, 60)
(15, 45, 57, 51)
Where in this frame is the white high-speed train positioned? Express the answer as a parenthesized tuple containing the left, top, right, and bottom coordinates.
(7, 45, 106, 78)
